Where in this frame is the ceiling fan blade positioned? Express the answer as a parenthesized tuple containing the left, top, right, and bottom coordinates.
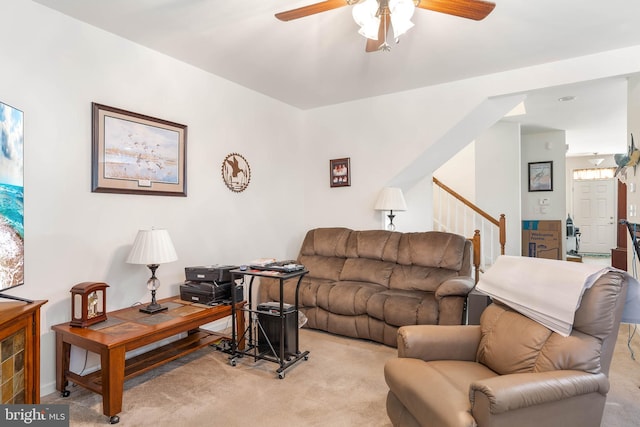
(416, 0, 496, 21)
(275, 0, 350, 21)
(365, 14, 391, 52)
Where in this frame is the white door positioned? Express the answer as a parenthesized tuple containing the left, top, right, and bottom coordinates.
(572, 179, 616, 254)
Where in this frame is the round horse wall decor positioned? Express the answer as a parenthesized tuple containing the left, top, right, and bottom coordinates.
(221, 153, 251, 193)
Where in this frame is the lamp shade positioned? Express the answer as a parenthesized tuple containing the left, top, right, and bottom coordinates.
(126, 229, 178, 265)
(374, 187, 407, 211)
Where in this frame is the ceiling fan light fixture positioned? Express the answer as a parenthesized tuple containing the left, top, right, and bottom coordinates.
(275, 0, 495, 52)
(390, 16, 414, 40)
(358, 21, 382, 39)
(353, 0, 381, 39)
(389, 0, 415, 39)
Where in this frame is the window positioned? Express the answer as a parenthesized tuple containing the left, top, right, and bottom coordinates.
(572, 167, 615, 180)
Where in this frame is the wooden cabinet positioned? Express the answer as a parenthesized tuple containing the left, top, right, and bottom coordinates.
(0, 300, 47, 404)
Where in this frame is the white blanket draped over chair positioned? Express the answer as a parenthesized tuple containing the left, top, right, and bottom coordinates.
(476, 255, 640, 336)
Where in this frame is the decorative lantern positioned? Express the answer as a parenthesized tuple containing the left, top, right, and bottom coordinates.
(70, 282, 109, 327)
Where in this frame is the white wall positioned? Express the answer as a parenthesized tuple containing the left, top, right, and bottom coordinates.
(4, 0, 640, 397)
(1, 0, 305, 395)
(434, 121, 522, 258)
(302, 49, 640, 233)
(476, 122, 522, 256)
(434, 143, 476, 202)
(521, 131, 568, 255)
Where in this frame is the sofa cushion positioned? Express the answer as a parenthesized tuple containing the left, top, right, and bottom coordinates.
(345, 230, 401, 261)
(298, 277, 328, 308)
(326, 312, 373, 340)
(573, 271, 624, 340)
(389, 264, 461, 292)
(259, 277, 300, 306)
(368, 290, 439, 326)
(477, 303, 603, 375)
(319, 281, 386, 316)
(299, 254, 346, 282)
(340, 258, 395, 286)
(300, 227, 351, 257)
(397, 232, 467, 270)
(385, 358, 497, 427)
(476, 304, 552, 374)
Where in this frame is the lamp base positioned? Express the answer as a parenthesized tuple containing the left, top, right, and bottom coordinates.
(387, 212, 396, 231)
(139, 303, 168, 314)
(140, 269, 167, 314)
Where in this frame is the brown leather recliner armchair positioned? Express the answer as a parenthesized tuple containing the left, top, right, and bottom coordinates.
(384, 270, 628, 427)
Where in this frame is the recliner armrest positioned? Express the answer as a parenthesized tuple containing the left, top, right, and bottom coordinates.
(469, 370, 609, 414)
(434, 276, 475, 300)
(397, 325, 481, 361)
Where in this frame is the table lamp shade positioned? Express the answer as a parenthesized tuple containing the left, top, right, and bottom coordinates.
(126, 229, 178, 265)
(374, 187, 407, 212)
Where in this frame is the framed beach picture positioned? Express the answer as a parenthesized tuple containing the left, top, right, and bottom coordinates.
(330, 157, 350, 188)
(0, 100, 24, 291)
(528, 161, 553, 192)
(91, 103, 187, 196)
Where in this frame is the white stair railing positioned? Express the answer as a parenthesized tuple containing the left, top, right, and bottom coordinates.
(433, 177, 505, 276)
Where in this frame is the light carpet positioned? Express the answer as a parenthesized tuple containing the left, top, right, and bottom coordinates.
(42, 325, 640, 426)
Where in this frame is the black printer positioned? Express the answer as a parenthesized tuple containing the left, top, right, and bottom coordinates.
(180, 281, 241, 305)
(184, 265, 236, 282)
(180, 265, 242, 305)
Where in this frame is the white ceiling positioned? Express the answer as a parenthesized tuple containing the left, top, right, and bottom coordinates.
(33, 0, 640, 155)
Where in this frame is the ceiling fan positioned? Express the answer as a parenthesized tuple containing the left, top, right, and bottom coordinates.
(275, 0, 496, 52)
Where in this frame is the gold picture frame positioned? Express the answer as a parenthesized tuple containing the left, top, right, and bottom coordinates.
(91, 103, 187, 196)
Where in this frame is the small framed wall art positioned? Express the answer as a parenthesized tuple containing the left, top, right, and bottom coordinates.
(221, 153, 251, 192)
(91, 103, 187, 196)
(330, 157, 350, 187)
(528, 161, 553, 192)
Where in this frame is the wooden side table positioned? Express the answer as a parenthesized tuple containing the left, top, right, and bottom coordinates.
(0, 300, 47, 404)
(52, 297, 243, 424)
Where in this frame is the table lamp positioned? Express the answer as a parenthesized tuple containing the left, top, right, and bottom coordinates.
(374, 187, 407, 231)
(126, 228, 178, 314)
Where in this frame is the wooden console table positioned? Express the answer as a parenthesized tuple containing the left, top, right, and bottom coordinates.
(52, 297, 244, 424)
(0, 300, 47, 404)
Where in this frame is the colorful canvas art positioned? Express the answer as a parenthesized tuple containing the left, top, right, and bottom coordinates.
(0, 101, 24, 290)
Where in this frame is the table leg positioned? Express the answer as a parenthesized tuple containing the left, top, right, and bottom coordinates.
(236, 303, 246, 351)
(101, 345, 126, 424)
(55, 333, 71, 397)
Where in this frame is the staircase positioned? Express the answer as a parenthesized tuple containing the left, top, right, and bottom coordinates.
(433, 177, 505, 278)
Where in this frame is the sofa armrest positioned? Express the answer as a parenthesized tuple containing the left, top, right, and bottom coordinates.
(397, 324, 481, 361)
(469, 370, 609, 414)
(435, 276, 475, 300)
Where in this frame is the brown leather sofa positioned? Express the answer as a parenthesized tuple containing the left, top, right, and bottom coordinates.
(384, 269, 628, 427)
(258, 227, 476, 347)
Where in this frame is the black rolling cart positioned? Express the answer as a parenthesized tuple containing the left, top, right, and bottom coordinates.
(229, 268, 309, 379)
